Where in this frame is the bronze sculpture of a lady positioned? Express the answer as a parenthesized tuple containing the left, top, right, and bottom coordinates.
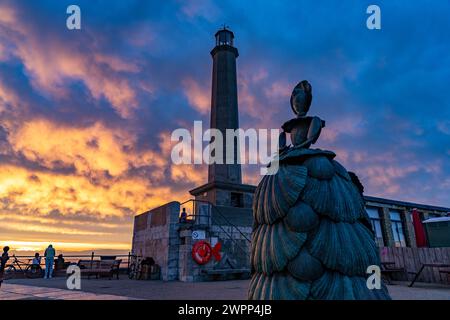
(248, 81, 391, 300)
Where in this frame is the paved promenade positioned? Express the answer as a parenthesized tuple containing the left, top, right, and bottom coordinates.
(1, 278, 449, 300)
(0, 283, 134, 300)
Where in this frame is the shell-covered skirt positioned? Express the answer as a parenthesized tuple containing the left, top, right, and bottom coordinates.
(248, 148, 391, 300)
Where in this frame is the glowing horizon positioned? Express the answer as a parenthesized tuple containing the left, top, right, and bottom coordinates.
(1, 240, 131, 253)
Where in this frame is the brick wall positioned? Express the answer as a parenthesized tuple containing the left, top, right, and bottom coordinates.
(131, 201, 180, 281)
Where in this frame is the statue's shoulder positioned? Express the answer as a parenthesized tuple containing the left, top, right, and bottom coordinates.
(278, 147, 336, 163)
(282, 116, 325, 133)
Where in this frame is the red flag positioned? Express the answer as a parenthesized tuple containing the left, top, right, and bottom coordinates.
(412, 209, 427, 247)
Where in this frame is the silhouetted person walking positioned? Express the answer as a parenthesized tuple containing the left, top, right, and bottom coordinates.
(0, 246, 10, 288)
(44, 244, 55, 279)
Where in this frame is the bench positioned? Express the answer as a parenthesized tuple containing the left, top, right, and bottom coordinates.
(439, 269, 450, 283)
(381, 262, 407, 284)
(77, 259, 121, 279)
(77, 260, 99, 279)
(409, 263, 450, 287)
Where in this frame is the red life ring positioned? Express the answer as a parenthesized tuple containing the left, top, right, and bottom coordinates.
(192, 240, 212, 265)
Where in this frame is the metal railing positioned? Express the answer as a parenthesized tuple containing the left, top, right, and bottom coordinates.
(180, 199, 251, 242)
(9, 252, 138, 272)
(179, 199, 251, 258)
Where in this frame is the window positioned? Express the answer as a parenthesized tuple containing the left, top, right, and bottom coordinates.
(230, 192, 243, 208)
(366, 207, 385, 247)
(197, 204, 211, 225)
(390, 210, 406, 247)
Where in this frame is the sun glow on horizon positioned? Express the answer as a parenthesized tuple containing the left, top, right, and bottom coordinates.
(1, 240, 131, 253)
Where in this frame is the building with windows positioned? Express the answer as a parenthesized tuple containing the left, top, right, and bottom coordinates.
(364, 196, 449, 248)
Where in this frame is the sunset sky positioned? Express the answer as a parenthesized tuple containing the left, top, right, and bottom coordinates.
(1, 0, 449, 253)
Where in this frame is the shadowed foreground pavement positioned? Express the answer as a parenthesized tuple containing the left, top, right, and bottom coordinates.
(1, 278, 449, 300)
(0, 282, 134, 300)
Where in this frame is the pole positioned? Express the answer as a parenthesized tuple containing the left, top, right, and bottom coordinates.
(127, 251, 131, 273)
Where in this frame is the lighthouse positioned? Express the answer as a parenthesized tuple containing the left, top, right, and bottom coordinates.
(190, 27, 255, 211)
(208, 27, 242, 185)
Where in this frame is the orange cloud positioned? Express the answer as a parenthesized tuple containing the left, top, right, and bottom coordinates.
(320, 115, 366, 143)
(182, 78, 211, 114)
(94, 54, 140, 73)
(1, 221, 110, 236)
(1, 117, 194, 222)
(0, 164, 177, 218)
(171, 164, 206, 186)
(237, 67, 286, 129)
(365, 164, 419, 189)
(0, 4, 16, 25)
(17, 44, 139, 118)
(263, 81, 291, 100)
(0, 79, 21, 113)
(0, 117, 202, 249)
(0, 3, 140, 119)
(7, 119, 165, 177)
(0, 214, 121, 229)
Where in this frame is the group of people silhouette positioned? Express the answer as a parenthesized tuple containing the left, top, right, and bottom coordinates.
(0, 244, 65, 288)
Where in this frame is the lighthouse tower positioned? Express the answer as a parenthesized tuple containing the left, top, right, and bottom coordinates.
(190, 27, 255, 213)
(209, 27, 241, 184)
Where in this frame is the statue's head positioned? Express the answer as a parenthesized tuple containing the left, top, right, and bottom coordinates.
(290, 80, 312, 117)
